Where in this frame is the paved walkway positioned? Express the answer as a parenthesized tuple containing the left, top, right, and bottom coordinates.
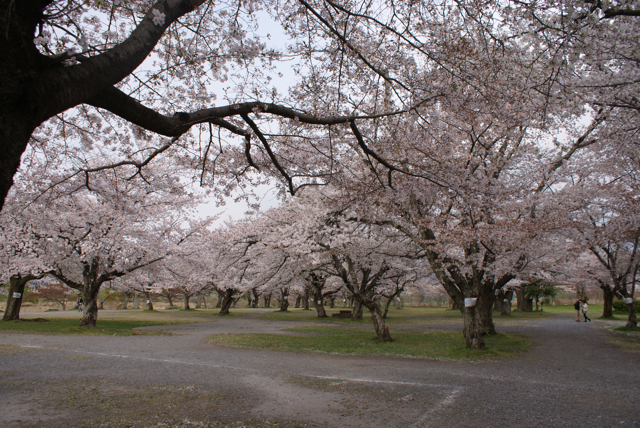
(0, 312, 638, 427)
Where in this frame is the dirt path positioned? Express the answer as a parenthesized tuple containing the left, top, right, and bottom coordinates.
(0, 312, 638, 427)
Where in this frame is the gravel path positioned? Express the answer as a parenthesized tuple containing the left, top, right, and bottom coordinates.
(0, 311, 638, 427)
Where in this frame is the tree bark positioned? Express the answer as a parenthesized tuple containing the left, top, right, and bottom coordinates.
(215, 289, 224, 308)
(183, 293, 191, 310)
(477, 292, 496, 335)
(501, 291, 513, 316)
(132, 292, 140, 309)
(121, 292, 131, 309)
(368, 302, 393, 342)
(626, 300, 637, 328)
(3, 275, 35, 321)
(516, 289, 533, 312)
(219, 289, 234, 315)
(303, 287, 310, 310)
(79, 287, 100, 328)
(352, 300, 364, 320)
(144, 292, 154, 310)
(463, 304, 486, 349)
(314, 293, 327, 318)
(601, 284, 614, 318)
(278, 289, 289, 312)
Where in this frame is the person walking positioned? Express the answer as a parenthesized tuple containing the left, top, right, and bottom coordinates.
(574, 300, 581, 322)
(581, 300, 591, 322)
(77, 295, 83, 313)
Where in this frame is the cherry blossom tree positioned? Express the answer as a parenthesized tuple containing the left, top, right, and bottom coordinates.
(0, 155, 204, 326)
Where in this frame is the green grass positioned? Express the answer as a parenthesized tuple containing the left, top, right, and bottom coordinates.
(614, 325, 640, 333)
(0, 309, 223, 335)
(259, 307, 464, 325)
(207, 325, 531, 362)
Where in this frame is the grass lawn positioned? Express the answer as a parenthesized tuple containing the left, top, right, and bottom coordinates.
(207, 325, 531, 362)
(0, 308, 221, 335)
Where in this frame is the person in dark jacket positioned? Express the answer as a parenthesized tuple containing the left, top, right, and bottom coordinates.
(574, 300, 581, 322)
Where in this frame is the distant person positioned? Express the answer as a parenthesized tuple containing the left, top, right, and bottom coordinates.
(77, 296, 83, 313)
(581, 300, 591, 322)
(574, 300, 581, 322)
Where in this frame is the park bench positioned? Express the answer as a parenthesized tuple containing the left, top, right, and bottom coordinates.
(332, 310, 352, 318)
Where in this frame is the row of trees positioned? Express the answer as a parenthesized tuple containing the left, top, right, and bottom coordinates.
(1, 1, 639, 348)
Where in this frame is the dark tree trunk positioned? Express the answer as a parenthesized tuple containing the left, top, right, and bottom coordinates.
(79, 288, 100, 328)
(278, 288, 290, 311)
(165, 291, 175, 307)
(501, 291, 513, 316)
(463, 304, 486, 349)
(219, 289, 235, 315)
(314, 292, 327, 318)
(626, 300, 637, 328)
(121, 292, 131, 309)
(516, 289, 533, 312)
(3, 275, 34, 321)
(493, 293, 503, 312)
(303, 287, 310, 310)
(383, 289, 403, 319)
(216, 289, 224, 308)
(601, 285, 614, 318)
(195, 292, 202, 309)
(367, 301, 393, 342)
(477, 293, 496, 335)
(294, 293, 301, 308)
(145, 292, 154, 310)
(352, 300, 364, 320)
(183, 293, 191, 310)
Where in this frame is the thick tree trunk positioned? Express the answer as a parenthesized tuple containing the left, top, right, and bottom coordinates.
(352, 300, 364, 320)
(183, 293, 191, 310)
(516, 289, 533, 312)
(216, 289, 224, 308)
(601, 285, 614, 318)
(314, 294, 327, 318)
(294, 293, 301, 308)
(264, 294, 271, 308)
(165, 291, 175, 307)
(195, 292, 202, 309)
(501, 291, 513, 316)
(121, 292, 131, 309)
(132, 293, 140, 309)
(145, 292, 154, 310)
(303, 288, 310, 310)
(79, 289, 100, 328)
(463, 304, 486, 349)
(3, 275, 31, 321)
(626, 301, 637, 328)
(477, 293, 496, 335)
(219, 289, 234, 315)
(278, 288, 289, 311)
(367, 303, 393, 342)
(493, 294, 503, 312)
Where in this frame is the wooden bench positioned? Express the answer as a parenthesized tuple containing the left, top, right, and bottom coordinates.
(332, 310, 352, 318)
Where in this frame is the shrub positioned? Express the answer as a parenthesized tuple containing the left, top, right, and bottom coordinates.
(613, 299, 640, 313)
